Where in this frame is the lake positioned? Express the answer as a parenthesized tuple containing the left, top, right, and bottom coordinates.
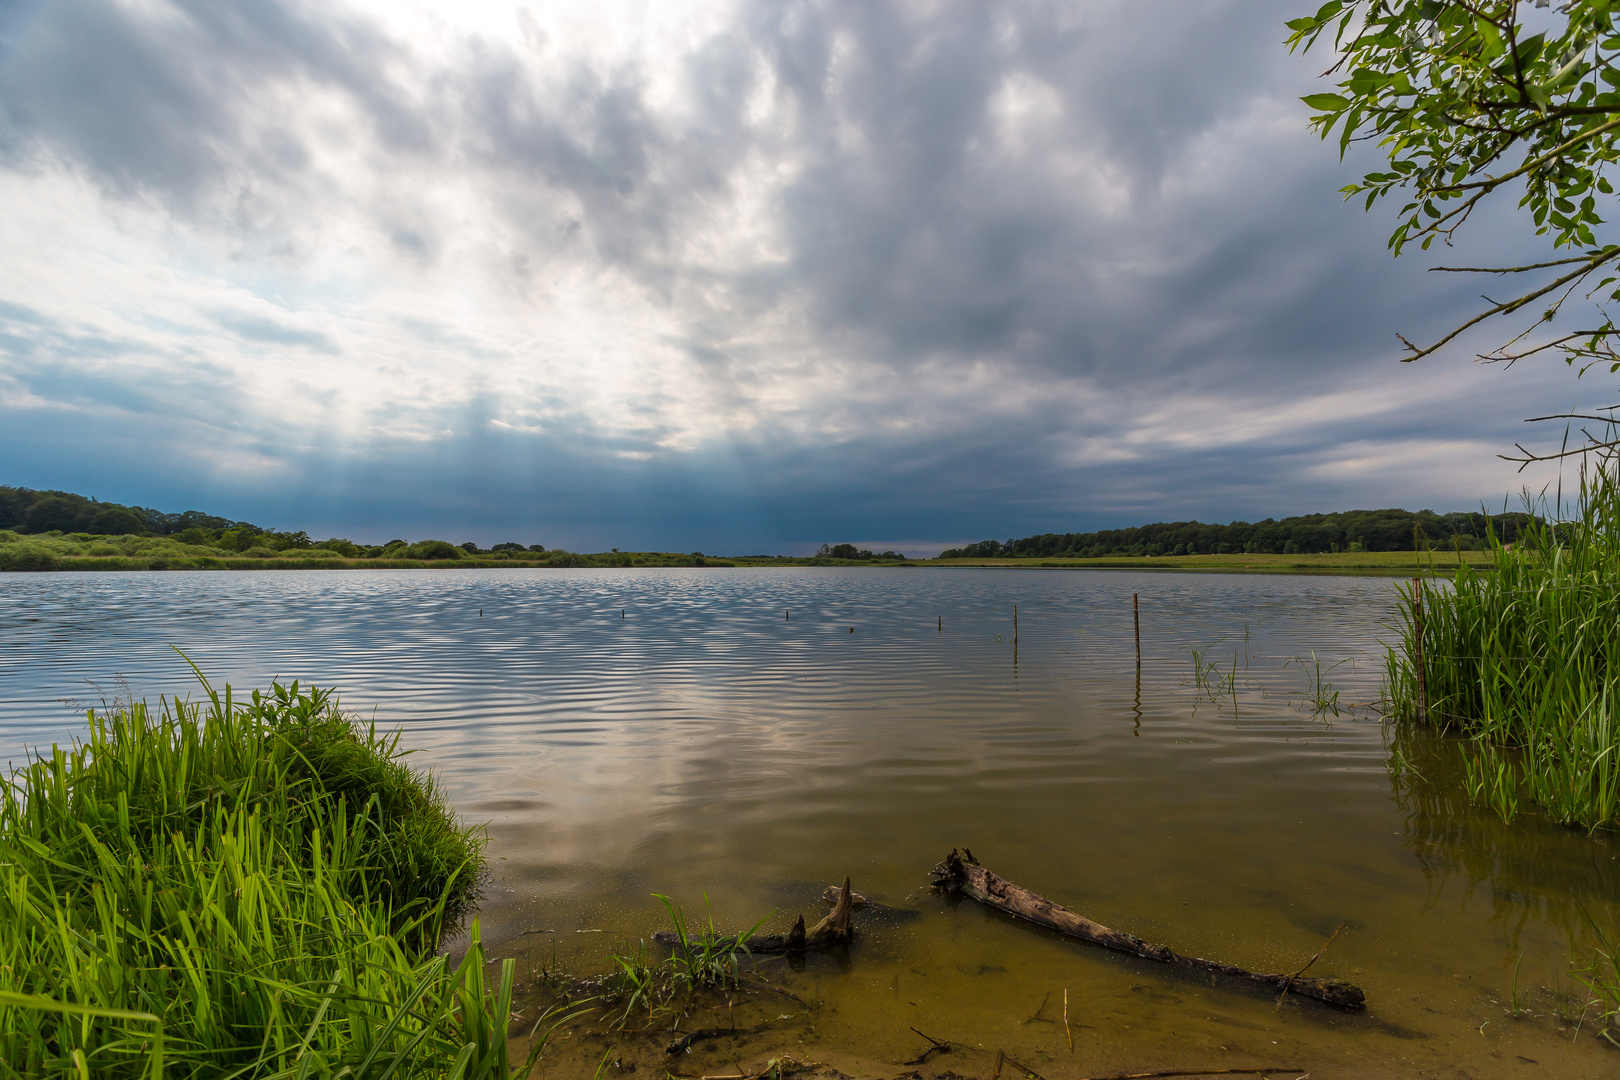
(2, 567, 1616, 1077)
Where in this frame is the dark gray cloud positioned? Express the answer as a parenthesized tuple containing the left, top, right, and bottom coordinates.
(0, 0, 1601, 552)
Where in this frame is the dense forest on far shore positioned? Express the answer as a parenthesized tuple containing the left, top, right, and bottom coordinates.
(939, 508, 1539, 560)
(3, 484, 1539, 567)
(0, 486, 244, 538)
(0, 485, 559, 561)
(0, 486, 924, 570)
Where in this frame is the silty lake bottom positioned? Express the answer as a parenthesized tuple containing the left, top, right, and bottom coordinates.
(2, 568, 1618, 1078)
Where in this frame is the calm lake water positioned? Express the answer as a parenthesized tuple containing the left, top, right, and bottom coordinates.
(2, 567, 1617, 1078)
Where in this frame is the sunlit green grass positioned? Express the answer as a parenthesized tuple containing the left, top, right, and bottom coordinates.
(0, 531, 735, 571)
(0, 668, 569, 1079)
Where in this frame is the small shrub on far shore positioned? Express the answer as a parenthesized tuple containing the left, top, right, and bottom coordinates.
(0, 543, 57, 571)
(407, 539, 465, 560)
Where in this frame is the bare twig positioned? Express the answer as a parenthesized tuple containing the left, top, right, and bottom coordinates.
(1278, 922, 1347, 1007)
(1398, 249, 1620, 362)
(1429, 254, 1602, 274)
(1504, 436, 1620, 466)
(1000, 1054, 1048, 1080)
(902, 1027, 952, 1066)
(1022, 991, 1052, 1025)
(1076, 1071, 1305, 1080)
(1523, 411, 1620, 424)
(698, 1058, 813, 1080)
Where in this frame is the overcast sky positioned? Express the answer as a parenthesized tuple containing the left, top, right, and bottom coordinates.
(0, 0, 1605, 553)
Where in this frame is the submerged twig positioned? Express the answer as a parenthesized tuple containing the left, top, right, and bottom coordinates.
(1022, 991, 1052, 1024)
(1076, 1070, 1304, 1080)
(902, 1026, 951, 1065)
(667, 1028, 739, 1055)
(1277, 922, 1346, 1008)
(697, 1057, 813, 1080)
(1000, 1053, 1048, 1080)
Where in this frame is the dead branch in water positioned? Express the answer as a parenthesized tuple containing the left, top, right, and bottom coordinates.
(998, 1051, 1048, 1080)
(930, 849, 1364, 1010)
(1278, 921, 1345, 1008)
(901, 1026, 951, 1065)
(655, 877, 857, 955)
(694, 1057, 814, 1080)
(1021, 990, 1052, 1024)
(1076, 1070, 1305, 1080)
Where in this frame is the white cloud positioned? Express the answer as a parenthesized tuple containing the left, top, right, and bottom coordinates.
(0, 0, 1604, 546)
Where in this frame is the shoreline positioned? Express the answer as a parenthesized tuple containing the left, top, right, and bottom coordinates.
(0, 552, 1486, 576)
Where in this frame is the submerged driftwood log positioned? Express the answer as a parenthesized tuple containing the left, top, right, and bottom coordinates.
(931, 850, 1365, 1010)
(653, 876, 857, 955)
(819, 884, 880, 909)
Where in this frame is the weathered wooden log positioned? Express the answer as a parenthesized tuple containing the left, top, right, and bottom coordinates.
(930, 850, 1364, 1010)
(653, 877, 857, 955)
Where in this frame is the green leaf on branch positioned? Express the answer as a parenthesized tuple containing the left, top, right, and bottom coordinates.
(1301, 93, 1351, 112)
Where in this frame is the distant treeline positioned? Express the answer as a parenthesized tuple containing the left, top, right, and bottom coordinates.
(0, 485, 750, 569)
(0, 485, 551, 560)
(939, 508, 1540, 560)
(0, 486, 245, 538)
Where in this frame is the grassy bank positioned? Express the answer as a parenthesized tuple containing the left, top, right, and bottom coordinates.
(0, 670, 554, 1079)
(1386, 464, 1620, 831)
(0, 531, 738, 571)
(0, 528, 1489, 574)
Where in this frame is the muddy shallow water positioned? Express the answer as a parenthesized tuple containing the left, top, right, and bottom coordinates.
(2, 567, 1617, 1078)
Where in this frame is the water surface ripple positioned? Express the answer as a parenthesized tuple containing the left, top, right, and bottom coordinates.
(1, 567, 1614, 1077)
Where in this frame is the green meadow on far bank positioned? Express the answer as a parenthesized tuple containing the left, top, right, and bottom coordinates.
(0, 530, 744, 571)
(0, 484, 1528, 575)
(920, 549, 1495, 574)
(0, 528, 1492, 575)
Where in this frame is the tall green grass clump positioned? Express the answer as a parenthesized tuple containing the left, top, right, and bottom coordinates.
(1387, 459, 1620, 830)
(0, 670, 557, 1079)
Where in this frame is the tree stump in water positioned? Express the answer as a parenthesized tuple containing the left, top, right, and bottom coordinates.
(653, 876, 858, 955)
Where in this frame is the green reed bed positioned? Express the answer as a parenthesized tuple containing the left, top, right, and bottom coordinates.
(1386, 463, 1620, 832)
(0, 670, 557, 1079)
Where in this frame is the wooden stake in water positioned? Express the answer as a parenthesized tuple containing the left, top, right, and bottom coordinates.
(1412, 578, 1427, 724)
(1133, 593, 1141, 663)
(1013, 604, 1018, 645)
(938, 615, 941, 633)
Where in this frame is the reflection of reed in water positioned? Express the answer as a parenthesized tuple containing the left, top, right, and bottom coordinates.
(1385, 720, 1620, 948)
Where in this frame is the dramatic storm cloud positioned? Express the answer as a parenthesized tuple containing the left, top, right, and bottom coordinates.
(0, 0, 1599, 551)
